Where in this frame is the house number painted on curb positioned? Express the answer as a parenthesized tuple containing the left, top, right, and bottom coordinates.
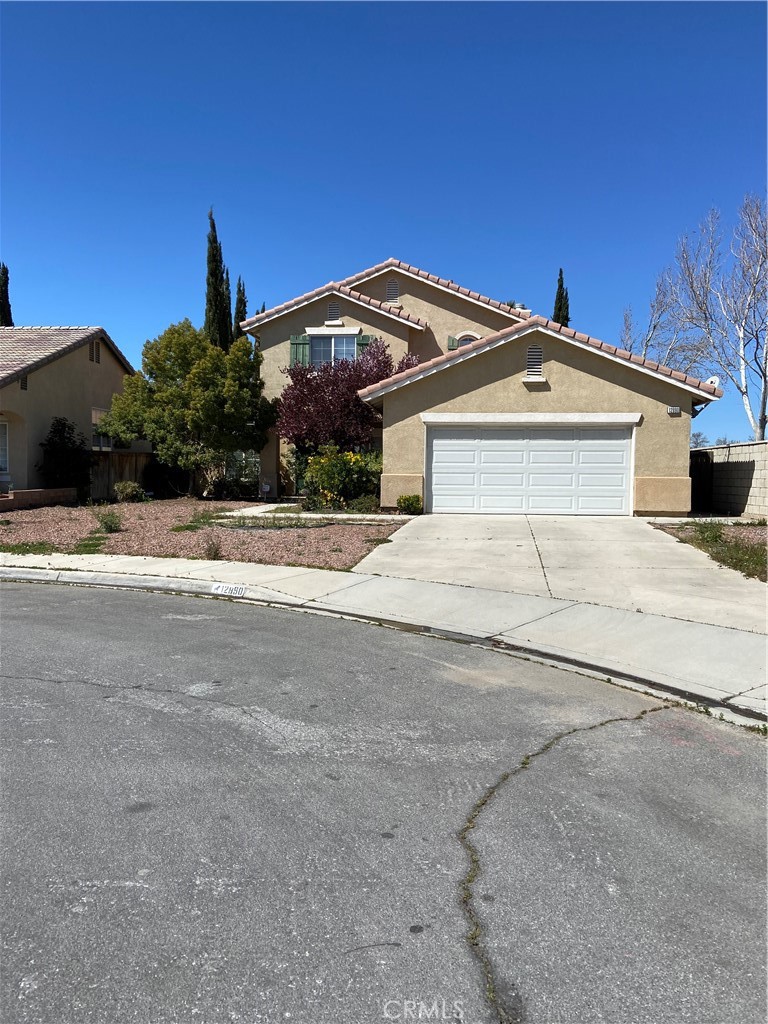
(211, 583, 247, 598)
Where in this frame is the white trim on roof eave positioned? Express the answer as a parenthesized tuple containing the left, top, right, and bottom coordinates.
(351, 266, 528, 321)
(421, 412, 642, 425)
(360, 323, 720, 404)
(243, 288, 425, 333)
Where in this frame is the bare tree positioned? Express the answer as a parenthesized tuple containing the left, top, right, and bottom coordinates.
(670, 195, 767, 439)
(622, 196, 767, 439)
(620, 269, 710, 377)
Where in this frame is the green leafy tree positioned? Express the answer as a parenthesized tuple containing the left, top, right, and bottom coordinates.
(233, 276, 247, 340)
(552, 268, 570, 326)
(0, 263, 13, 326)
(100, 319, 276, 494)
(204, 210, 234, 352)
(37, 417, 92, 496)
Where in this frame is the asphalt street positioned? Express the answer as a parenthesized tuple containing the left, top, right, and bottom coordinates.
(1, 582, 765, 1024)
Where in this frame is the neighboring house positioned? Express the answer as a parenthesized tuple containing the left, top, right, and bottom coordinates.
(241, 258, 722, 515)
(0, 326, 138, 503)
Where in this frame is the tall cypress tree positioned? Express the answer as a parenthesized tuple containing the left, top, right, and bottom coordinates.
(552, 268, 570, 327)
(0, 263, 13, 326)
(233, 276, 247, 340)
(204, 210, 234, 351)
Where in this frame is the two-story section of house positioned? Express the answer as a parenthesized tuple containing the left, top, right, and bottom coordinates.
(240, 258, 532, 496)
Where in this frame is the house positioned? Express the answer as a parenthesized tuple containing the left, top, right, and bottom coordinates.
(0, 326, 143, 507)
(241, 258, 722, 515)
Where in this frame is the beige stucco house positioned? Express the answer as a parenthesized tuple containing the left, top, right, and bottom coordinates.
(242, 258, 722, 515)
(0, 326, 135, 501)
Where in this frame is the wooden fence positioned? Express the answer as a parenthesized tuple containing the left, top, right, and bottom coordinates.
(91, 451, 153, 501)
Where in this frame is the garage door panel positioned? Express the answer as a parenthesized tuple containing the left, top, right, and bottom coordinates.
(479, 474, 525, 488)
(428, 426, 631, 515)
(479, 495, 526, 510)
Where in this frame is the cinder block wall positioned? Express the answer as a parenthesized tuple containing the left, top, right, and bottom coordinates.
(700, 441, 767, 516)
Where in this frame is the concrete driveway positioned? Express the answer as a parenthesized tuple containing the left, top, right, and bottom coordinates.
(354, 515, 767, 633)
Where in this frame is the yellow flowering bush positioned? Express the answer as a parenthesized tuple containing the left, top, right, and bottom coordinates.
(305, 445, 382, 507)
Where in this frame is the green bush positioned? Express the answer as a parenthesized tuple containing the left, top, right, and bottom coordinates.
(37, 416, 93, 497)
(113, 480, 146, 503)
(347, 494, 381, 514)
(304, 445, 382, 507)
(396, 494, 423, 515)
(95, 508, 122, 533)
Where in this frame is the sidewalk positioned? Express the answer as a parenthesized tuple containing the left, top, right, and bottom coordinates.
(1, 551, 765, 723)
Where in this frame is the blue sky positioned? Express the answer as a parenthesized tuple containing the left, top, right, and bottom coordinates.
(1, 1, 765, 441)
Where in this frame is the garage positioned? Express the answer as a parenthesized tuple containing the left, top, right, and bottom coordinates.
(427, 424, 632, 514)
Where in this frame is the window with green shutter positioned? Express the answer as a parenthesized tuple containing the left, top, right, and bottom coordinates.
(356, 335, 373, 357)
(289, 335, 310, 366)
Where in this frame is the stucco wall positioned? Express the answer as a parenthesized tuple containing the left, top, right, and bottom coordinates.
(354, 270, 520, 363)
(0, 339, 130, 489)
(693, 441, 768, 516)
(377, 329, 695, 514)
(256, 296, 413, 401)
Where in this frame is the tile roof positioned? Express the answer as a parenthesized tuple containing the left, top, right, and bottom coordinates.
(357, 315, 724, 402)
(0, 326, 133, 386)
(241, 282, 427, 330)
(338, 258, 531, 318)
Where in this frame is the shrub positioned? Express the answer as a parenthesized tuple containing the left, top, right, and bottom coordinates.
(37, 417, 93, 497)
(346, 494, 380, 514)
(95, 508, 122, 533)
(113, 480, 146, 503)
(203, 535, 222, 560)
(396, 494, 423, 515)
(304, 445, 382, 506)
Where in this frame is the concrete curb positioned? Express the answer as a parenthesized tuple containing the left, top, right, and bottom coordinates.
(3, 567, 764, 727)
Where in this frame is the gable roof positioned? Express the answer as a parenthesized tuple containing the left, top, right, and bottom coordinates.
(0, 327, 133, 387)
(241, 282, 427, 332)
(339, 258, 532, 320)
(240, 257, 531, 333)
(357, 316, 724, 404)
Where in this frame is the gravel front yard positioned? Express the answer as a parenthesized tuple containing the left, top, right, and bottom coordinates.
(655, 519, 767, 582)
(0, 499, 402, 571)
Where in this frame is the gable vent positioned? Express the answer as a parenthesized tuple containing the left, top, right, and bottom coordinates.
(526, 344, 544, 377)
(385, 278, 399, 303)
(19, 376, 28, 390)
(327, 300, 341, 321)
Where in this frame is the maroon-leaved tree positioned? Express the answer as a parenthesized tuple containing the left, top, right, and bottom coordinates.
(277, 338, 419, 452)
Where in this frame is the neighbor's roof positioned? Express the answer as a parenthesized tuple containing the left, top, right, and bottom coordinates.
(241, 282, 427, 332)
(0, 326, 134, 386)
(357, 316, 724, 403)
(240, 257, 531, 332)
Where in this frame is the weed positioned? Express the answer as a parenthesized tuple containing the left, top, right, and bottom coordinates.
(72, 534, 107, 554)
(0, 541, 56, 555)
(0, 519, 12, 527)
(95, 508, 122, 534)
(671, 520, 767, 582)
(171, 507, 228, 532)
(203, 536, 222, 560)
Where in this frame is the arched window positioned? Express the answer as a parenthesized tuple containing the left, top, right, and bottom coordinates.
(526, 344, 544, 377)
(457, 334, 478, 347)
(385, 278, 400, 303)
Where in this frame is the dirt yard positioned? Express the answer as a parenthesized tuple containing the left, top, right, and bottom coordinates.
(0, 499, 402, 571)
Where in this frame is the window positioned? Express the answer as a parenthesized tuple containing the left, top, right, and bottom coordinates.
(310, 334, 357, 366)
(0, 422, 8, 473)
(526, 344, 544, 377)
(327, 301, 341, 321)
(385, 278, 399, 303)
(19, 376, 28, 390)
(92, 408, 111, 451)
(457, 334, 478, 347)
(89, 339, 101, 363)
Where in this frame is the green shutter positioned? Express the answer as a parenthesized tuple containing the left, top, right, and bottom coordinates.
(356, 334, 373, 357)
(289, 334, 310, 366)
(447, 336, 458, 350)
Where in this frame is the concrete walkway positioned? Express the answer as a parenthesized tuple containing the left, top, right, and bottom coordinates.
(2, 550, 765, 722)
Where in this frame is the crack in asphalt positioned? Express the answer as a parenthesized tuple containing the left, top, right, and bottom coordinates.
(457, 703, 669, 1024)
(0, 672, 292, 744)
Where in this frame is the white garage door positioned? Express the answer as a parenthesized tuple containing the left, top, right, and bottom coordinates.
(428, 426, 632, 515)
